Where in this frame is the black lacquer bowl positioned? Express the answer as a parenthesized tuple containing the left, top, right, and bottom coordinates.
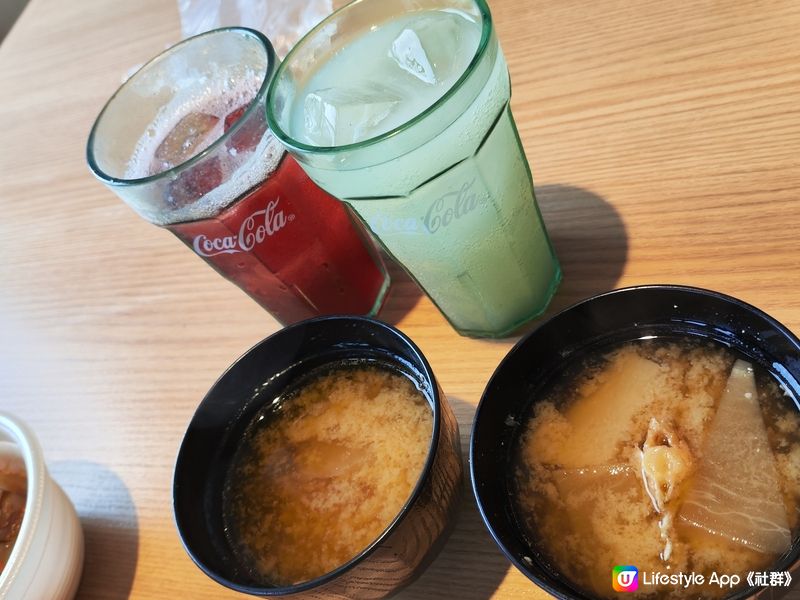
(470, 285, 800, 599)
(174, 316, 462, 598)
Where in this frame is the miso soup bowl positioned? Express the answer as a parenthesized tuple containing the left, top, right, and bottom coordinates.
(173, 316, 463, 598)
(0, 412, 84, 600)
(470, 285, 800, 600)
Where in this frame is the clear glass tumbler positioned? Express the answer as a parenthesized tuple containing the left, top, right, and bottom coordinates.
(87, 28, 390, 325)
(267, 0, 560, 337)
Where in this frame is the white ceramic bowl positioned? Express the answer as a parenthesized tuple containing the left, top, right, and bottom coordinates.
(0, 412, 84, 600)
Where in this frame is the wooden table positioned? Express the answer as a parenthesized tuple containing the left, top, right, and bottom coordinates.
(1, 0, 798, 598)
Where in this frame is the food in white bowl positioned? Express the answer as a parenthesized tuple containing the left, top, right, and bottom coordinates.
(0, 449, 26, 571)
(0, 412, 84, 600)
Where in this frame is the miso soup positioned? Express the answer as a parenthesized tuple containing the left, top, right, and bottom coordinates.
(513, 338, 800, 598)
(223, 362, 433, 586)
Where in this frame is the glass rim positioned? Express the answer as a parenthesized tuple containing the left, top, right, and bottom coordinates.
(86, 27, 277, 188)
(265, 0, 493, 155)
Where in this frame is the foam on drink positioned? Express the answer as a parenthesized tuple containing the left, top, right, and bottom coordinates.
(124, 66, 285, 226)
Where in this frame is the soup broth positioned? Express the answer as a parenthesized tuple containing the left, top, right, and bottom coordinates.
(223, 362, 433, 586)
(513, 338, 800, 598)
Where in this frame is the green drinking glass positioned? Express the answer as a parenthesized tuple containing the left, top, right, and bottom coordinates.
(267, 0, 560, 337)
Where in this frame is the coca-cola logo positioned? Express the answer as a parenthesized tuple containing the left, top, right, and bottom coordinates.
(368, 214, 421, 235)
(423, 179, 481, 234)
(192, 198, 295, 257)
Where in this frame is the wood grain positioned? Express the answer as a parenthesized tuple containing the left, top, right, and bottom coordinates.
(0, 0, 799, 598)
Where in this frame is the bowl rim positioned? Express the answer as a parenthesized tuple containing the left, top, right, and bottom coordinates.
(469, 284, 800, 600)
(173, 314, 445, 595)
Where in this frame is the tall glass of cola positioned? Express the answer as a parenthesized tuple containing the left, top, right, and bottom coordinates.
(87, 28, 390, 325)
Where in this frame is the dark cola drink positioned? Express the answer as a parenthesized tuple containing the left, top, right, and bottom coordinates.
(88, 29, 389, 324)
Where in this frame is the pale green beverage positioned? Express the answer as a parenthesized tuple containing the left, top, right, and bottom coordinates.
(268, 0, 560, 337)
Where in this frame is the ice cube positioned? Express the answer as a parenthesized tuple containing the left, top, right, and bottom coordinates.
(302, 84, 401, 146)
(224, 104, 264, 154)
(390, 28, 437, 85)
(224, 105, 247, 131)
(387, 11, 474, 88)
(154, 112, 220, 172)
(167, 157, 223, 208)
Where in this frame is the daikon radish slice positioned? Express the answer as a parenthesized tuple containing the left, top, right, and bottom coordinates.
(543, 352, 663, 468)
(679, 360, 791, 554)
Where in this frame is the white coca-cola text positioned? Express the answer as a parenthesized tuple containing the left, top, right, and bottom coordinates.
(192, 198, 294, 257)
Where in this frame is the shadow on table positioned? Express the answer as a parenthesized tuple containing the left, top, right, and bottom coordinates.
(377, 256, 424, 325)
(537, 183, 629, 314)
(396, 396, 511, 600)
(374, 183, 627, 332)
(477, 183, 629, 344)
(49, 461, 139, 600)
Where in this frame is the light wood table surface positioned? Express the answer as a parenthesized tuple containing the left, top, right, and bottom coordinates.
(1, 0, 799, 598)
